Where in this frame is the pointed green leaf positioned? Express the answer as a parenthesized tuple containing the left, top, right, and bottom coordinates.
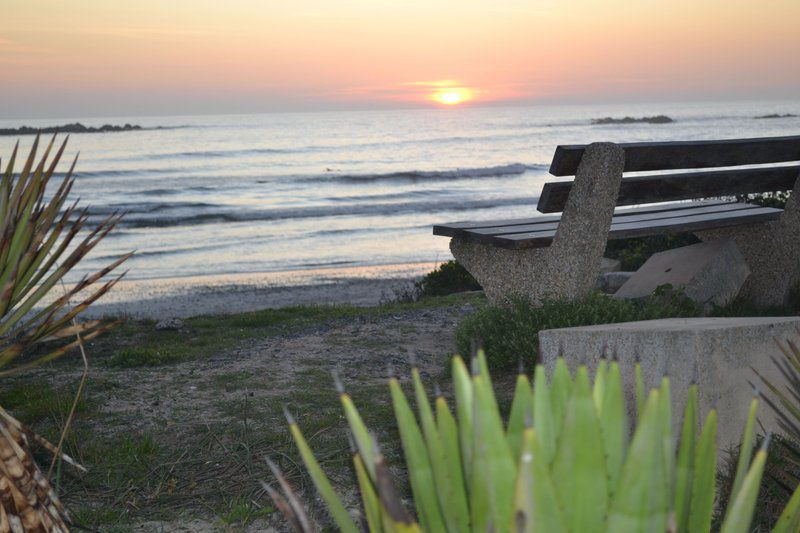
(507, 373, 532, 461)
(550, 358, 572, 440)
(607, 390, 669, 532)
(353, 452, 384, 533)
(688, 409, 717, 533)
(389, 378, 446, 532)
(514, 428, 567, 533)
(773, 482, 800, 533)
(728, 397, 759, 507)
(674, 384, 698, 533)
(288, 419, 358, 533)
(471, 372, 515, 532)
(452, 355, 474, 486)
(435, 394, 470, 531)
(412, 368, 468, 533)
(593, 359, 608, 414)
(533, 364, 556, 465)
(719, 442, 768, 533)
(601, 361, 627, 496)
(635, 363, 646, 423)
(551, 366, 608, 532)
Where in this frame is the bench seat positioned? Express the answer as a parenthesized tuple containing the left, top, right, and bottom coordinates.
(434, 200, 783, 249)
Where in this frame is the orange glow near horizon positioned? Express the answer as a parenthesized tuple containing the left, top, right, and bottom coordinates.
(2, 0, 800, 117)
(430, 87, 474, 106)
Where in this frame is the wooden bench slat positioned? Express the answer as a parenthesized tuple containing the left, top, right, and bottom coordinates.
(433, 199, 734, 234)
(463, 206, 781, 249)
(466, 203, 763, 237)
(433, 200, 749, 237)
(549, 135, 800, 176)
(538, 164, 800, 213)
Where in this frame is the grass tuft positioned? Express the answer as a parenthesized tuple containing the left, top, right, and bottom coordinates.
(455, 291, 704, 371)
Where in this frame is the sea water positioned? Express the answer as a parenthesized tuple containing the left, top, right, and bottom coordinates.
(0, 100, 797, 283)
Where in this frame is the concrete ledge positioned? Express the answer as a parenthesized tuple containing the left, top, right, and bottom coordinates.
(539, 317, 800, 450)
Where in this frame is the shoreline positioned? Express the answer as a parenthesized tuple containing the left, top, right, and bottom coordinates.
(70, 262, 438, 320)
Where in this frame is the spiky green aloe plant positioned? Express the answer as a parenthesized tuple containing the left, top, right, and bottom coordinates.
(0, 135, 130, 377)
(270, 352, 800, 532)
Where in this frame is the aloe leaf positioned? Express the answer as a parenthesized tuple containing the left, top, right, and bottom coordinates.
(533, 365, 556, 465)
(286, 410, 358, 532)
(674, 384, 698, 532)
(353, 451, 384, 533)
(658, 377, 674, 503)
(688, 409, 717, 533)
(372, 440, 422, 532)
(593, 359, 608, 414)
(435, 394, 470, 531)
(470, 372, 515, 532)
(551, 366, 608, 532)
(772, 482, 800, 533)
(635, 363, 646, 422)
(719, 438, 768, 533)
(514, 427, 567, 533)
(601, 361, 627, 496)
(607, 390, 669, 532)
(452, 355, 474, 487)
(389, 377, 446, 532)
(550, 358, 572, 440)
(507, 373, 532, 461)
(338, 383, 376, 480)
(728, 396, 759, 507)
(411, 368, 467, 533)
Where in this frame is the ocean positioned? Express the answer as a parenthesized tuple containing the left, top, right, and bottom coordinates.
(1, 100, 798, 284)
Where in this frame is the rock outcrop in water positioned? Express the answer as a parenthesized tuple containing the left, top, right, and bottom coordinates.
(591, 115, 674, 125)
(0, 122, 145, 136)
(754, 113, 797, 119)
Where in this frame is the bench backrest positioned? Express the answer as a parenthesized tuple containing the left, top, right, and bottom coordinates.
(537, 135, 800, 213)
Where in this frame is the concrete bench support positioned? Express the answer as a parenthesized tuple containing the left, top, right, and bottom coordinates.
(450, 142, 625, 304)
(695, 174, 800, 308)
(538, 317, 800, 451)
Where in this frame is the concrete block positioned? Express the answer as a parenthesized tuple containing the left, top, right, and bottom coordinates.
(538, 317, 800, 451)
(614, 238, 750, 308)
(600, 257, 622, 274)
(595, 271, 634, 294)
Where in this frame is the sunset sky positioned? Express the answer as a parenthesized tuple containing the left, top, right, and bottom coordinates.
(2, 0, 799, 118)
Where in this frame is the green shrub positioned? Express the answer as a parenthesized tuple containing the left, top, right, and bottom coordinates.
(269, 352, 800, 532)
(415, 260, 481, 298)
(455, 292, 702, 372)
(743, 191, 790, 209)
(604, 233, 700, 271)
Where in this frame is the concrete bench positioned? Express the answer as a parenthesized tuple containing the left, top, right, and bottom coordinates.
(433, 136, 800, 307)
(538, 316, 800, 451)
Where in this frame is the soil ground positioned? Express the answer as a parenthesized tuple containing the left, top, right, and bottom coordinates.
(3, 293, 502, 532)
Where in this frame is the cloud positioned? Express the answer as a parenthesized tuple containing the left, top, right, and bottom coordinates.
(79, 26, 222, 40)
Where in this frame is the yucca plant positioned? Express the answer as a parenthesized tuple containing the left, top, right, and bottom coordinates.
(0, 135, 129, 531)
(269, 352, 800, 532)
(0, 135, 130, 376)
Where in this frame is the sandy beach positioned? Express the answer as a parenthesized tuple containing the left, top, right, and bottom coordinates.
(74, 262, 436, 320)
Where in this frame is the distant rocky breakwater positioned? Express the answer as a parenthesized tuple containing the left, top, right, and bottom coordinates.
(591, 115, 674, 125)
(0, 122, 160, 136)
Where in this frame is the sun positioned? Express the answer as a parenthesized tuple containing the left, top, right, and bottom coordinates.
(431, 87, 473, 106)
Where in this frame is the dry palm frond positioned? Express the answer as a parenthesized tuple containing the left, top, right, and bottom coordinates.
(0, 135, 129, 531)
(0, 408, 70, 532)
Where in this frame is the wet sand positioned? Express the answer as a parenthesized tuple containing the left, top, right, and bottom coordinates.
(74, 262, 436, 320)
